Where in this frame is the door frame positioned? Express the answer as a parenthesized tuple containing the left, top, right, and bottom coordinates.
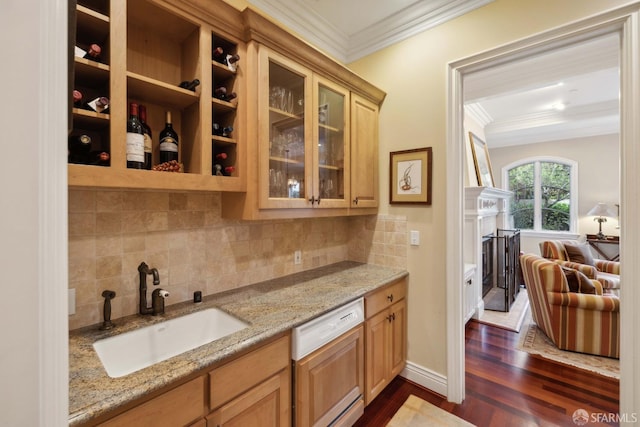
(446, 4, 640, 415)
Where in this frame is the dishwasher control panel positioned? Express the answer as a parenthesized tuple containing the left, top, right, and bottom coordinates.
(291, 298, 364, 360)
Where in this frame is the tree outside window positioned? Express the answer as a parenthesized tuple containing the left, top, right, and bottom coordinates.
(506, 158, 575, 233)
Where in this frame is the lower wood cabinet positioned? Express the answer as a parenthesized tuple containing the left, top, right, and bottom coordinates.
(207, 335, 291, 426)
(98, 376, 206, 427)
(364, 279, 407, 405)
(95, 334, 290, 427)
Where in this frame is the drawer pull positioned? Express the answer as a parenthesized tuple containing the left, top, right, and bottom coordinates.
(387, 313, 396, 322)
(387, 294, 394, 302)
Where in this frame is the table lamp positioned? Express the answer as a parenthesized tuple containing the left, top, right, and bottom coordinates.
(587, 202, 615, 240)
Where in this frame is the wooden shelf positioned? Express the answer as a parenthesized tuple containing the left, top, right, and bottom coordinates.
(69, 164, 244, 192)
(212, 135, 237, 145)
(74, 58, 110, 84)
(212, 61, 236, 80)
(127, 72, 199, 109)
(76, 5, 110, 43)
(212, 97, 237, 113)
(72, 108, 110, 128)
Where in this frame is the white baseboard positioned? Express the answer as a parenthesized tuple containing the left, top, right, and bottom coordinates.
(400, 361, 448, 397)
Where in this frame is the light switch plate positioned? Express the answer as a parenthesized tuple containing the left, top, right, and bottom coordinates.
(410, 230, 420, 246)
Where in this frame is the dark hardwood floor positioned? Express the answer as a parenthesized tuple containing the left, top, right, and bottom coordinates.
(354, 320, 619, 427)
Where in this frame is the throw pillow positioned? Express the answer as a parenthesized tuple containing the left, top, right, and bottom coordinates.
(564, 242, 595, 266)
(561, 266, 597, 294)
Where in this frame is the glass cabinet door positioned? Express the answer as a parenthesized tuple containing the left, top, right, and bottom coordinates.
(259, 49, 312, 209)
(314, 77, 350, 208)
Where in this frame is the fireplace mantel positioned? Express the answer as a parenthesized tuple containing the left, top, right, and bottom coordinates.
(465, 186, 513, 217)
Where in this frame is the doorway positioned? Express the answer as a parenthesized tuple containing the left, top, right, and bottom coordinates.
(445, 5, 640, 416)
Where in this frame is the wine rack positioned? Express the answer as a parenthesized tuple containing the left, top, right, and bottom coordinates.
(211, 33, 239, 177)
(127, 0, 201, 174)
(71, 0, 111, 166)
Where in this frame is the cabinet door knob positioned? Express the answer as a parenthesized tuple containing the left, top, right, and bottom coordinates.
(387, 315, 393, 323)
(353, 197, 359, 205)
(387, 294, 394, 302)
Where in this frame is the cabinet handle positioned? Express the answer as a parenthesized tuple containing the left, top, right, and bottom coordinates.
(308, 196, 321, 205)
(387, 294, 394, 302)
(353, 197, 359, 205)
(387, 314, 393, 323)
(466, 279, 472, 286)
(387, 313, 396, 322)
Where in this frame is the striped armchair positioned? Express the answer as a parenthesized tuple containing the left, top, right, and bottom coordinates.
(540, 240, 620, 295)
(520, 253, 619, 358)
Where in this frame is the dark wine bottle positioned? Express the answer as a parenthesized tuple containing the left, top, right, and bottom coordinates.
(138, 105, 153, 170)
(68, 134, 92, 164)
(212, 123, 233, 137)
(85, 96, 110, 114)
(215, 152, 228, 161)
(213, 86, 237, 102)
(178, 79, 200, 91)
(83, 43, 102, 61)
(159, 111, 179, 163)
(226, 54, 240, 65)
(73, 90, 83, 108)
(88, 151, 110, 167)
(126, 103, 145, 169)
(212, 46, 225, 64)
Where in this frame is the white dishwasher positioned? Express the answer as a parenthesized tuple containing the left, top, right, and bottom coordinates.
(291, 298, 365, 427)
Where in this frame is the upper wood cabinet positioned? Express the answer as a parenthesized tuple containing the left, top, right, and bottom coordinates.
(69, 0, 384, 213)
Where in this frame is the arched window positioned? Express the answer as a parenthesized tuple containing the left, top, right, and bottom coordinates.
(503, 157, 577, 235)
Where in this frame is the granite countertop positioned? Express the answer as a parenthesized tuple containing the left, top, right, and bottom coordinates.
(69, 261, 408, 426)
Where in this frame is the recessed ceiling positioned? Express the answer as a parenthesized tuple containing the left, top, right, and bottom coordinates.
(464, 32, 620, 147)
(247, 0, 494, 62)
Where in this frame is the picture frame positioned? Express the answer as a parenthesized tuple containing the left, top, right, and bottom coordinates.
(389, 147, 432, 204)
(468, 132, 495, 187)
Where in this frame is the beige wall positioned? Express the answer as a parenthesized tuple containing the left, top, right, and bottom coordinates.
(68, 188, 407, 330)
(489, 134, 620, 254)
(348, 0, 629, 377)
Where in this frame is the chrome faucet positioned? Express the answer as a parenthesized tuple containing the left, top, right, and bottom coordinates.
(138, 262, 169, 315)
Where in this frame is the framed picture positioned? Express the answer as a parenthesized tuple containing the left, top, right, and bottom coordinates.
(469, 132, 495, 187)
(389, 147, 433, 204)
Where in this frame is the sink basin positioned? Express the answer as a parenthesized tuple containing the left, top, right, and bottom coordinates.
(93, 308, 248, 378)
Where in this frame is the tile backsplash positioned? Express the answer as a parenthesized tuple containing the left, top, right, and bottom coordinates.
(68, 188, 406, 330)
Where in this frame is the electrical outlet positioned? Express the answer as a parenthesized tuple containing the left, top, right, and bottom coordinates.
(294, 250, 302, 265)
(68, 288, 76, 315)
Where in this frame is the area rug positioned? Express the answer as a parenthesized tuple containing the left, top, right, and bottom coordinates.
(476, 289, 530, 332)
(387, 395, 475, 427)
(517, 320, 620, 379)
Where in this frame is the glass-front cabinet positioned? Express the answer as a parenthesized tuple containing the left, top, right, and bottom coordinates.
(258, 47, 350, 210)
(314, 77, 350, 208)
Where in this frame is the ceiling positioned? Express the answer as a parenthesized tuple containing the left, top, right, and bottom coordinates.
(247, 0, 621, 147)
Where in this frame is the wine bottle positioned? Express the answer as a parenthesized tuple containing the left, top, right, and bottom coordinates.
(178, 79, 200, 91)
(73, 90, 83, 108)
(138, 105, 153, 170)
(212, 123, 233, 137)
(226, 54, 240, 65)
(83, 44, 102, 61)
(126, 103, 145, 169)
(159, 111, 179, 163)
(68, 134, 92, 164)
(85, 96, 110, 114)
(215, 152, 228, 161)
(212, 46, 225, 64)
(213, 86, 237, 102)
(88, 151, 110, 166)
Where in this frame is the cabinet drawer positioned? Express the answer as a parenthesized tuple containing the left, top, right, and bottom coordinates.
(365, 278, 406, 318)
(99, 376, 205, 427)
(209, 334, 290, 410)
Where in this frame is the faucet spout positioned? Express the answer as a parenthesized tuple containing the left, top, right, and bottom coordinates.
(138, 262, 160, 315)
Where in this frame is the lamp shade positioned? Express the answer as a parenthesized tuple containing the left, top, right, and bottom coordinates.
(587, 202, 616, 217)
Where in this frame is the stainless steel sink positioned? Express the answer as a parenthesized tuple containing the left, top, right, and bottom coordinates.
(93, 308, 248, 378)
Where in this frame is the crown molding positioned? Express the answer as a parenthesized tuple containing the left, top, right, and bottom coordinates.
(347, 0, 493, 62)
(465, 102, 493, 127)
(247, 0, 494, 63)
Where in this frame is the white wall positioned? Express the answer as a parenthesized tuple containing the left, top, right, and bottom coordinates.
(1, 0, 68, 425)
